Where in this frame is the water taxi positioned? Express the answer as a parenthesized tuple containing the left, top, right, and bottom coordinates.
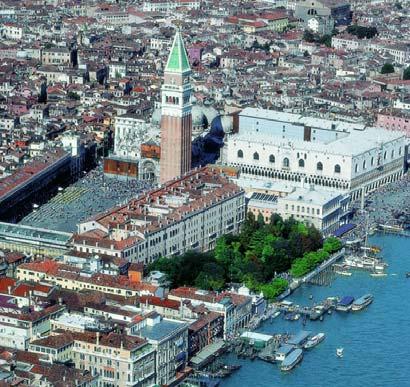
(281, 349, 303, 371)
(351, 294, 373, 311)
(304, 333, 325, 349)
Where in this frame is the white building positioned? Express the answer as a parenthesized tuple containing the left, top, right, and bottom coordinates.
(1, 22, 23, 40)
(114, 114, 149, 159)
(226, 108, 406, 201)
(307, 16, 334, 35)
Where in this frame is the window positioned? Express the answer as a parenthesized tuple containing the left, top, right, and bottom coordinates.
(237, 149, 243, 158)
(371, 157, 374, 166)
(299, 159, 305, 168)
(384, 151, 387, 160)
(391, 149, 394, 158)
(269, 154, 275, 163)
(283, 157, 290, 168)
(399, 147, 402, 156)
(334, 164, 341, 173)
(253, 152, 259, 160)
(355, 164, 358, 173)
(317, 162, 323, 171)
(362, 160, 366, 169)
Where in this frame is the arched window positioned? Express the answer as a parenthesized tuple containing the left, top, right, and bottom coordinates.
(298, 159, 305, 168)
(391, 149, 394, 158)
(317, 162, 323, 171)
(269, 154, 275, 163)
(399, 147, 402, 156)
(334, 164, 341, 173)
(355, 164, 358, 173)
(384, 151, 387, 160)
(371, 157, 374, 166)
(237, 150, 243, 158)
(363, 160, 366, 169)
(283, 157, 290, 168)
(253, 152, 259, 161)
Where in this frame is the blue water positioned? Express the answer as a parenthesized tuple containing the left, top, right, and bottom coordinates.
(221, 234, 410, 387)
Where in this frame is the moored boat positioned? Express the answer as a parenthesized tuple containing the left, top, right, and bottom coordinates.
(336, 296, 355, 312)
(304, 333, 325, 349)
(336, 348, 344, 358)
(351, 294, 373, 311)
(280, 349, 303, 371)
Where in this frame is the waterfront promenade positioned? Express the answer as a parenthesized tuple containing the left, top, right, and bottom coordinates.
(221, 233, 410, 387)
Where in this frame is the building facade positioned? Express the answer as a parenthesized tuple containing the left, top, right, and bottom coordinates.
(72, 167, 245, 264)
(226, 108, 406, 201)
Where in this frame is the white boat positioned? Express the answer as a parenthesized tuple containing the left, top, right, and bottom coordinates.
(336, 348, 344, 358)
(370, 272, 387, 277)
(272, 311, 281, 319)
(304, 333, 325, 349)
(281, 349, 303, 371)
(335, 270, 352, 276)
(351, 294, 373, 311)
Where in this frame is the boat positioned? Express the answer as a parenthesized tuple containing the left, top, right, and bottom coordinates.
(370, 271, 387, 277)
(351, 294, 373, 311)
(304, 333, 326, 349)
(406, 272, 410, 278)
(336, 296, 355, 312)
(272, 311, 281, 319)
(280, 349, 303, 371)
(336, 348, 344, 358)
(335, 270, 352, 276)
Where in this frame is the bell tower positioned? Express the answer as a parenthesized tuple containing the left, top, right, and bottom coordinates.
(159, 30, 192, 184)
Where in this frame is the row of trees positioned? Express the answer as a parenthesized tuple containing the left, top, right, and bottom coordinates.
(148, 213, 342, 300)
(346, 25, 378, 40)
(290, 237, 342, 278)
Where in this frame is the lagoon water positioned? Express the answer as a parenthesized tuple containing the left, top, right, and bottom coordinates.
(221, 234, 410, 387)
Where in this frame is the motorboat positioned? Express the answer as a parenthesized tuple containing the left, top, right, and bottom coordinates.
(370, 271, 387, 277)
(336, 348, 344, 358)
(281, 349, 303, 371)
(304, 333, 325, 349)
(351, 294, 373, 311)
(335, 270, 352, 276)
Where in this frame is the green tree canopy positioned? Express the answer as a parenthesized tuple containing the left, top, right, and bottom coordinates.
(381, 63, 394, 74)
(403, 66, 410, 80)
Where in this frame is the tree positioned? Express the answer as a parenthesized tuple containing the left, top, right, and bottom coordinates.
(381, 63, 394, 74)
(195, 262, 225, 290)
(67, 91, 80, 100)
(347, 25, 378, 39)
(403, 66, 410, 80)
(260, 278, 289, 301)
(303, 30, 315, 43)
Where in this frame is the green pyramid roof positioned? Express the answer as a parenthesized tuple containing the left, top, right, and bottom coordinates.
(165, 30, 191, 73)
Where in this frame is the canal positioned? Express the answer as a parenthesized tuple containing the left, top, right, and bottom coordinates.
(221, 234, 410, 387)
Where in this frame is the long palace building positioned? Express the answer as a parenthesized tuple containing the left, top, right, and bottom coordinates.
(71, 166, 245, 264)
(226, 108, 407, 201)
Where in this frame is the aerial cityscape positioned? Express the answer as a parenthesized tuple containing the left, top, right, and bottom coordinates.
(0, 0, 409, 386)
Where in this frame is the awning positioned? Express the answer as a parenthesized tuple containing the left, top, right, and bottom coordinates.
(333, 223, 356, 237)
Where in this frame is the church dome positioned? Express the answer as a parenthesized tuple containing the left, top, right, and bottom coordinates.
(211, 114, 233, 134)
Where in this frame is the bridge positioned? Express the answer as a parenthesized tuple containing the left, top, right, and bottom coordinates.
(290, 249, 345, 289)
(0, 222, 72, 256)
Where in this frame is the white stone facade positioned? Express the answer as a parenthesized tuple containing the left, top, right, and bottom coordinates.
(226, 108, 406, 201)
